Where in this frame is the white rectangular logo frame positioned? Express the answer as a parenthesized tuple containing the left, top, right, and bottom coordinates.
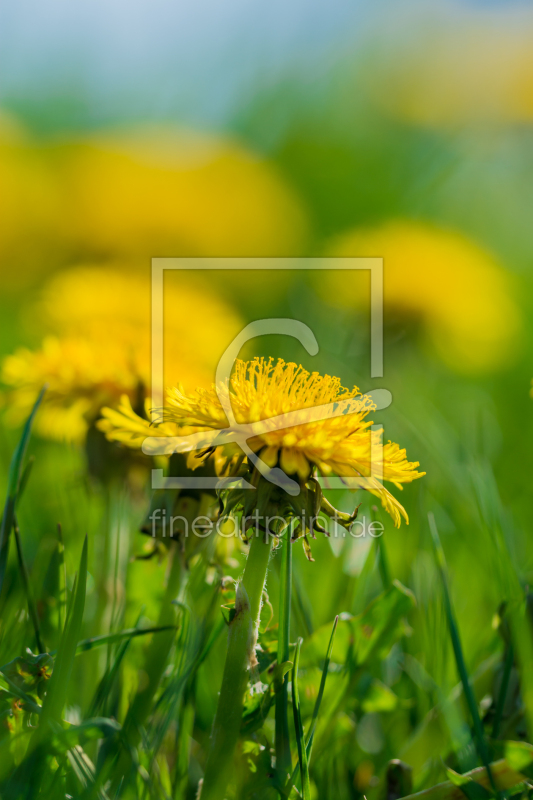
(151, 257, 384, 491)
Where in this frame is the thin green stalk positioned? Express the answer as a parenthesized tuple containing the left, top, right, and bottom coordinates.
(0, 387, 45, 599)
(74, 624, 175, 656)
(292, 638, 311, 800)
(175, 700, 195, 799)
(275, 523, 293, 784)
(304, 614, 338, 764)
(492, 644, 514, 739)
(57, 523, 67, 633)
(506, 600, 533, 739)
(283, 615, 338, 797)
(201, 531, 273, 800)
(13, 516, 45, 653)
(89, 609, 144, 717)
(428, 513, 495, 793)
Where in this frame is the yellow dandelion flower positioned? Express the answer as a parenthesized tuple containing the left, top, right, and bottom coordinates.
(324, 220, 521, 374)
(100, 358, 424, 527)
(0, 114, 63, 290)
(1, 265, 242, 442)
(57, 126, 308, 259)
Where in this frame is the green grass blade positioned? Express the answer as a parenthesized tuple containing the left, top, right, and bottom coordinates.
(0, 386, 46, 598)
(40, 534, 88, 727)
(428, 513, 495, 792)
(13, 516, 45, 653)
(506, 600, 533, 740)
(57, 523, 67, 634)
(275, 522, 293, 784)
(99, 548, 185, 796)
(74, 625, 177, 655)
(292, 637, 311, 800)
(88, 610, 145, 718)
(145, 604, 192, 760)
(17, 455, 35, 500)
(15, 536, 88, 797)
(284, 615, 338, 796)
(492, 644, 514, 739)
(175, 700, 195, 799)
(193, 615, 225, 671)
(305, 614, 338, 764)
(371, 506, 391, 590)
(11, 458, 43, 651)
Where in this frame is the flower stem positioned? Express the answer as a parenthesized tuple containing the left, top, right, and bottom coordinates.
(201, 532, 272, 800)
(275, 524, 292, 784)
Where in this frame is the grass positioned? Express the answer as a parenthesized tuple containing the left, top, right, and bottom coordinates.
(1, 346, 533, 800)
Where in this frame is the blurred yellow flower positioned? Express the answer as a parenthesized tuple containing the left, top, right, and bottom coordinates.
(56, 127, 308, 259)
(100, 357, 424, 526)
(366, 6, 533, 126)
(1, 265, 242, 442)
(0, 114, 63, 289)
(325, 221, 521, 374)
(0, 118, 307, 292)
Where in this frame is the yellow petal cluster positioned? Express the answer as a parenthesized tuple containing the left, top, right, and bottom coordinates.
(100, 358, 424, 526)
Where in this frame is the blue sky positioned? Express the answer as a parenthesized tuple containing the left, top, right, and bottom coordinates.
(0, 0, 367, 131)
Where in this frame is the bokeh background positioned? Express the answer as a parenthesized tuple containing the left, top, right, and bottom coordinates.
(1, 0, 533, 795)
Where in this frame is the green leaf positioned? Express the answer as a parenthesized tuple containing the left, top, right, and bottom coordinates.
(241, 681, 273, 736)
(0, 671, 42, 715)
(88, 610, 145, 717)
(40, 535, 88, 727)
(220, 488, 244, 518)
(56, 523, 67, 633)
(273, 660, 293, 694)
(492, 644, 514, 739)
(305, 614, 338, 763)
(292, 638, 311, 800)
(0, 652, 53, 702)
(445, 767, 493, 800)
(13, 518, 45, 653)
(429, 514, 495, 791)
(504, 740, 533, 773)
(284, 617, 339, 798)
(0, 387, 45, 597)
